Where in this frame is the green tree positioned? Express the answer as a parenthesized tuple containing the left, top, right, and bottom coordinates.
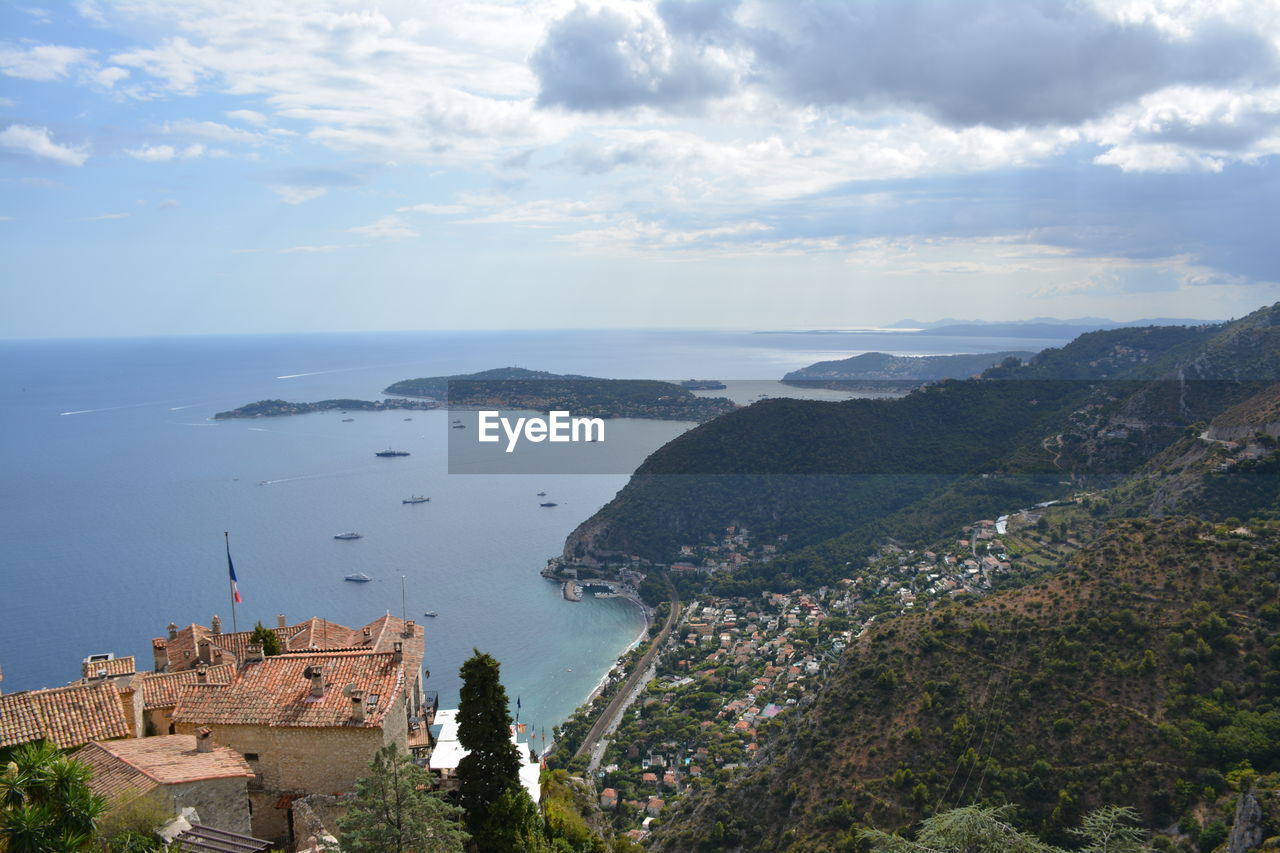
(0, 740, 107, 852)
(859, 804, 1150, 853)
(249, 621, 282, 656)
(456, 650, 537, 851)
(337, 745, 467, 853)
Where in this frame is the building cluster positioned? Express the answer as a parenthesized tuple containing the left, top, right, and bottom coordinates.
(594, 589, 852, 838)
(0, 611, 514, 850)
(670, 525, 785, 575)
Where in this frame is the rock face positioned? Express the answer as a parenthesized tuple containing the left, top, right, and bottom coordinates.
(1227, 788, 1264, 853)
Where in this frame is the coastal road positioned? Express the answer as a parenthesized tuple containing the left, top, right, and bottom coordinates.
(574, 575, 682, 769)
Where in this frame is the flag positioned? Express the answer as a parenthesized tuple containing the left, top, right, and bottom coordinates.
(518, 723, 526, 733)
(227, 538, 242, 603)
(516, 695, 521, 709)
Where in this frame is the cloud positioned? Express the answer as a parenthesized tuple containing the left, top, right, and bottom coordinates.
(125, 142, 206, 161)
(163, 119, 267, 145)
(0, 43, 93, 81)
(347, 215, 418, 239)
(533, 0, 1277, 130)
(270, 184, 328, 204)
(226, 109, 268, 125)
(80, 212, 129, 220)
(93, 66, 130, 87)
(0, 124, 90, 165)
(532, 3, 741, 112)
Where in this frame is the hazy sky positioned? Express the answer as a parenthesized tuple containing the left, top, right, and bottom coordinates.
(3, 0, 1280, 338)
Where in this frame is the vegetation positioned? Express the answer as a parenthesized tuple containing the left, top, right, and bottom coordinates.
(456, 650, 536, 851)
(0, 740, 106, 852)
(386, 367, 736, 422)
(337, 745, 467, 853)
(249, 621, 281, 656)
(783, 350, 1037, 392)
(858, 804, 1148, 853)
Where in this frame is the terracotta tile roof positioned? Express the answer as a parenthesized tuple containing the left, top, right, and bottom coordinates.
(0, 682, 130, 749)
(74, 735, 253, 802)
(172, 650, 404, 729)
(141, 664, 235, 709)
(284, 618, 359, 651)
(81, 656, 137, 680)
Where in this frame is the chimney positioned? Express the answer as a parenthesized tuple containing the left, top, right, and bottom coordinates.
(305, 665, 325, 698)
(195, 727, 214, 753)
(196, 664, 208, 684)
(277, 613, 287, 629)
(167, 623, 179, 640)
(197, 637, 213, 664)
(210, 614, 222, 635)
(152, 639, 168, 673)
(245, 643, 264, 664)
(362, 628, 371, 642)
(350, 688, 366, 723)
(404, 620, 416, 636)
(393, 642, 403, 664)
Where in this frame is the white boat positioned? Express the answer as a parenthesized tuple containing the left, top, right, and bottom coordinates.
(402, 495, 430, 504)
(344, 572, 373, 583)
(334, 532, 362, 540)
(423, 610, 438, 617)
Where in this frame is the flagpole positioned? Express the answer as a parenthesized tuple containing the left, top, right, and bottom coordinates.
(225, 531, 239, 635)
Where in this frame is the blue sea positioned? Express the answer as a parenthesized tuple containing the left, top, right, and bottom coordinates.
(0, 328, 1068, 739)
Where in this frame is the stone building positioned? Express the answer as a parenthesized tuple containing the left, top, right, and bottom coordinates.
(171, 645, 415, 843)
(74, 731, 255, 835)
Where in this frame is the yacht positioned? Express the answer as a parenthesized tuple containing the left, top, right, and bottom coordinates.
(344, 572, 373, 583)
(334, 532, 362, 540)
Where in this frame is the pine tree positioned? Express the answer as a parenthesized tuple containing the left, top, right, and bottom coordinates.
(456, 650, 536, 850)
(249, 621, 281, 656)
(337, 745, 467, 853)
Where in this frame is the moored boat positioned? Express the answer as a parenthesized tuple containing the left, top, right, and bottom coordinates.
(402, 495, 430, 504)
(376, 449, 410, 457)
(344, 572, 372, 583)
(334, 532, 362, 540)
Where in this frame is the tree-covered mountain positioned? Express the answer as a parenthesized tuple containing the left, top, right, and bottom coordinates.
(562, 306, 1280, 574)
(650, 517, 1280, 851)
(783, 350, 1037, 392)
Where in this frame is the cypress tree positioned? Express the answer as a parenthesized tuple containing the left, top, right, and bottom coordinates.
(456, 650, 530, 849)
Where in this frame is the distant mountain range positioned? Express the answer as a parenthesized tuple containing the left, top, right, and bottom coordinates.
(757, 317, 1215, 338)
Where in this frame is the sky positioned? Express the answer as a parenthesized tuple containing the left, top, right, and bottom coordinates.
(3, 0, 1280, 338)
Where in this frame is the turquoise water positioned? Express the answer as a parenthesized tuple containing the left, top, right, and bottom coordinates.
(0, 328, 1065, 735)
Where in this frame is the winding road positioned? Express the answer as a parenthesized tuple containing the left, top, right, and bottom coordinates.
(574, 575, 682, 771)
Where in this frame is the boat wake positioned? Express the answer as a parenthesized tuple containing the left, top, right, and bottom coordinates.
(256, 466, 372, 486)
(59, 400, 169, 416)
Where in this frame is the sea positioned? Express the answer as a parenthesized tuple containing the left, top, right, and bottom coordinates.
(0, 328, 1070, 743)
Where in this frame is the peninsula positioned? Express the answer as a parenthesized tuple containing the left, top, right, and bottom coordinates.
(214, 367, 737, 423)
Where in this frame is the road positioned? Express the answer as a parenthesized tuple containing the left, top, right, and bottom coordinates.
(574, 576, 682, 770)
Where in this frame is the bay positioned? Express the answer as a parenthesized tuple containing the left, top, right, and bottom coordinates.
(0, 328, 1070, 737)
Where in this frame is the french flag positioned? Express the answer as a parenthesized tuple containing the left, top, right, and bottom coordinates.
(226, 536, 242, 603)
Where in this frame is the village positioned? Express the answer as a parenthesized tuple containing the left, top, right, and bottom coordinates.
(573, 501, 1086, 840)
(0, 612, 540, 851)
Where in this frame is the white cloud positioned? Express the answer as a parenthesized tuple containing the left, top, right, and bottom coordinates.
(0, 124, 90, 166)
(93, 66, 130, 87)
(0, 43, 93, 81)
(164, 119, 266, 145)
(279, 243, 350, 253)
(348, 215, 418, 239)
(125, 143, 176, 161)
(80, 212, 129, 220)
(226, 109, 267, 125)
(270, 184, 328, 204)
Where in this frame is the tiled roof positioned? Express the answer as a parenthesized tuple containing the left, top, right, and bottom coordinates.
(75, 735, 253, 801)
(284, 618, 358, 651)
(172, 650, 404, 729)
(82, 656, 136, 680)
(141, 664, 235, 709)
(0, 682, 130, 749)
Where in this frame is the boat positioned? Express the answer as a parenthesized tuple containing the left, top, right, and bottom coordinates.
(536, 491, 547, 496)
(375, 449, 410, 457)
(344, 572, 373, 583)
(539, 502, 558, 507)
(451, 423, 466, 429)
(334, 532, 362, 540)
(423, 611, 438, 617)
(402, 495, 430, 504)
(403, 417, 413, 421)
(342, 418, 354, 422)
